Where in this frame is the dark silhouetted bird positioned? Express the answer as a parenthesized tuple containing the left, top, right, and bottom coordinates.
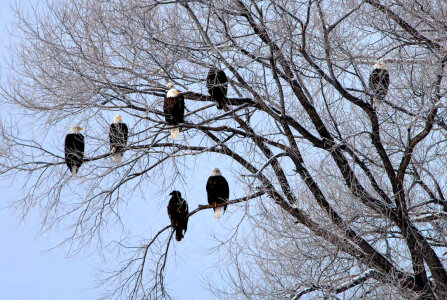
(64, 125, 84, 175)
(206, 68, 228, 109)
(206, 168, 229, 218)
(164, 83, 185, 139)
(369, 61, 390, 108)
(109, 115, 128, 163)
(167, 190, 189, 241)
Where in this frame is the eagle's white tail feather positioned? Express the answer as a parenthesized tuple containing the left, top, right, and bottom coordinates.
(170, 127, 180, 140)
(71, 166, 78, 175)
(214, 207, 223, 219)
(112, 152, 123, 163)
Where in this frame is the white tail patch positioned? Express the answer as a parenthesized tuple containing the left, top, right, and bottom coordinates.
(71, 166, 78, 176)
(214, 206, 223, 219)
(170, 127, 180, 140)
(112, 152, 123, 163)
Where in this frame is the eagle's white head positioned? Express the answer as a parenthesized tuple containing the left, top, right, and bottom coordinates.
(113, 115, 123, 124)
(374, 61, 387, 69)
(166, 82, 179, 98)
(211, 168, 222, 176)
(70, 124, 83, 134)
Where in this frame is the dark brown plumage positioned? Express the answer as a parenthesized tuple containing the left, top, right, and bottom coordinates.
(64, 125, 84, 175)
(369, 64, 390, 101)
(167, 190, 189, 241)
(164, 84, 185, 139)
(206, 68, 228, 109)
(109, 116, 128, 163)
(206, 168, 229, 219)
(164, 95, 185, 124)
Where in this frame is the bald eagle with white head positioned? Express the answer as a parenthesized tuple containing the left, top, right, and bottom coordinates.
(206, 68, 228, 109)
(64, 125, 84, 175)
(369, 61, 390, 108)
(167, 190, 189, 242)
(109, 115, 128, 163)
(206, 168, 229, 219)
(164, 83, 185, 140)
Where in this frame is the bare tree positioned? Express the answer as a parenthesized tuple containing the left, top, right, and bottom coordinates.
(2, 0, 447, 298)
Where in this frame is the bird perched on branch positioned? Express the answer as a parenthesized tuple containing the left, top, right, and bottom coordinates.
(64, 125, 84, 175)
(164, 83, 184, 140)
(369, 61, 390, 108)
(109, 115, 128, 163)
(167, 190, 189, 241)
(206, 168, 229, 219)
(206, 68, 228, 109)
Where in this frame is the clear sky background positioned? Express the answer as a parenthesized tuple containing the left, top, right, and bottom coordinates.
(0, 1, 103, 299)
(0, 1, 249, 299)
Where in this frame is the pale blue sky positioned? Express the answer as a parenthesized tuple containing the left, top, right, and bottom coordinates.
(0, 1, 102, 299)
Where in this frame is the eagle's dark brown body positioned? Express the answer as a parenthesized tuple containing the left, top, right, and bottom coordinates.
(167, 191, 189, 241)
(164, 95, 185, 125)
(369, 68, 390, 100)
(206, 68, 228, 109)
(206, 174, 229, 218)
(64, 133, 84, 175)
(109, 122, 128, 162)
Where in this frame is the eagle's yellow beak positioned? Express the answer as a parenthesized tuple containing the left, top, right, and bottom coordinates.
(78, 127, 83, 131)
(118, 116, 122, 121)
(174, 90, 179, 95)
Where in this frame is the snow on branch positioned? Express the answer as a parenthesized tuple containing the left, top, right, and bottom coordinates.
(290, 269, 383, 299)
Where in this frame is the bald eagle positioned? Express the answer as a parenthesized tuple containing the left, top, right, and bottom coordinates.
(109, 115, 128, 163)
(164, 83, 184, 140)
(206, 168, 229, 219)
(64, 125, 84, 175)
(167, 190, 189, 241)
(206, 68, 228, 109)
(369, 62, 390, 108)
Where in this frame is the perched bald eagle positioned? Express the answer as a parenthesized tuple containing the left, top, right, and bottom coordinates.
(64, 125, 84, 175)
(206, 68, 228, 109)
(369, 62, 390, 107)
(164, 83, 184, 140)
(206, 168, 229, 219)
(167, 190, 189, 241)
(109, 115, 128, 163)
